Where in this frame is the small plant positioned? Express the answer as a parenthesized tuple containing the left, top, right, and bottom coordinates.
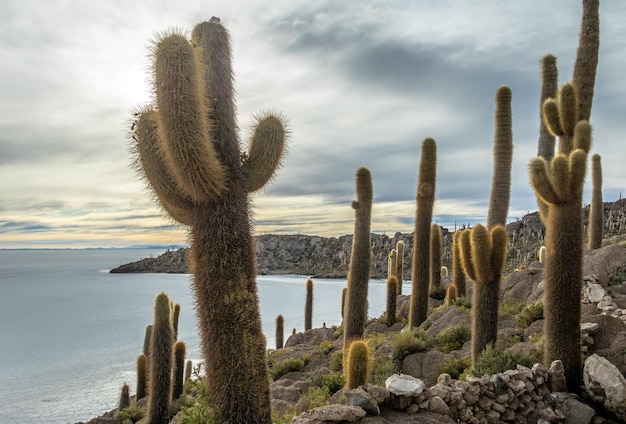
(391, 328, 428, 360)
(115, 405, 145, 424)
(270, 358, 305, 380)
(370, 356, 397, 386)
(501, 299, 526, 316)
(297, 386, 331, 412)
(308, 372, 345, 394)
(619, 241, 626, 248)
(316, 340, 335, 355)
(449, 296, 472, 310)
(528, 268, 539, 276)
(429, 286, 446, 300)
(329, 350, 343, 372)
(438, 356, 471, 380)
(608, 272, 626, 286)
(345, 340, 372, 389)
(471, 345, 540, 377)
(366, 332, 388, 351)
(435, 324, 471, 353)
(516, 300, 544, 328)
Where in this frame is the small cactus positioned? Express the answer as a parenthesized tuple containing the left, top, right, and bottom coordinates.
(539, 246, 547, 264)
(345, 340, 372, 389)
(451, 231, 466, 297)
(386, 276, 398, 326)
(173, 303, 181, 340)
(445, 284, 457, 307)
(172, 341, 186, 400)
(305, 278, 314, 331)
(119, 383, 130, 411)
(276, 315, 284, 350)
(148, 292, 174, 424)
(588, 154, 603, 249)
(136, 354, 147, 400)
(429, 224, 443, 293)
(395, 241, 405, 295)
(184, 360, 193, 384)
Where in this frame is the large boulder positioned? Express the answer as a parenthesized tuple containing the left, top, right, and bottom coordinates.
(583, 242, 626, 288)
(401, 351, 451, 387)
(583, 354, 626, 421)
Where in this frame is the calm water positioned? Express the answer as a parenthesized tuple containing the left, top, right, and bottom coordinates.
(0, 249, 396, 424)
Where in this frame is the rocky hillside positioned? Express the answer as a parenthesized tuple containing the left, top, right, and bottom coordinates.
(111, 200, 626, 278)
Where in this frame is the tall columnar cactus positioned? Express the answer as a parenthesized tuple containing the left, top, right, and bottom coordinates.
(409, 138, 437, 328)
(341, 287, 347, 321)
(305, 278, 314, 331)
(458, 225, 508, 365)
(538, 54, 558, 162)
(184, 360, 193, 385)
(386, 276, 398, 326)
(172, 303, 181, 340)
(395, 240, 405, 295)
(136, 354, 147, 400)
(343, 167, 373, 349)
(573, 0, 600, 123)
(143, 324, 152, 359)
(132, 18, 287, 423)
(276, 314, 284, 349)
(172, 340, 186, 400)
(451, 231, 466, 297)
(429, 223, 443, 293)
(119, 384, 130, 411)
(345, 340, 372, 389)
(487, 86, 513, 229)
(588, 154, 603, 249)
(530, 92, 591, 392)
(149, 292, 174, 424)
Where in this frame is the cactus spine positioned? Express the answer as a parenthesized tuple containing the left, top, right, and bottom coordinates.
(530, 82, 591, 393)
(459, 225, 508, 365)
(395, 240, 405, 295)
(305, 278, 313, 331)
(451, 231, 466, 297)
(409, 138, 437, 328)
(588, 154, 603, 249)
(487, 86, 513, 229)
(148, 292, 174, 424)
(345, 340, 372, 389)
(132, 19, 287, 423)
(172, 341, 186, 400)
(276, 315, 284, 350)
(429, 224, 442, 293)
(386, 275, 398, 326)
(343, 167, 373, 349)
(136, 354, 147, 400)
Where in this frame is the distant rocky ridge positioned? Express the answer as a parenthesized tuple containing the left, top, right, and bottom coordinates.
(110, 200, 626, 278)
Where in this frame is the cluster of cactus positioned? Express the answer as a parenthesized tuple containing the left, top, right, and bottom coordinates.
(132, 17, 287, 422)
(343, 168, 373, 351)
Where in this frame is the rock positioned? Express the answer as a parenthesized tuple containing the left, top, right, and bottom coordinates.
(549, 392, 596, 424)
(401, 350, 451, 387)
(362, 384, 390, 404)
(385, 374, 424, 396)
(345, 387, 380, 415)
(548, 360, 567, 393)
(307, 404, 366, 422)
(584, 283, 608, 303)
(427, 396, 450, 415)
(583, 354, 626, 421)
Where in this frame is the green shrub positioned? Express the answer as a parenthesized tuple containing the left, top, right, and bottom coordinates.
(329, 351, 343, 372)
(438, 356, 471, 380)
(450, 296, 472, 310)
(366, 332, 388, 351)
(528, 268, 539, 276)
(516, 300, 544, 327)
(308, 371, 345, 394)
(177, 382, 220, 424)
(500, 299, 526, 315)
(297, 386, 331, 412)
(609, 271, 626, 286)
(316, 340, 335, 355)
(114, 405, 145, 424)
(370, 356, 397, 386)
(619, 240, 626, 248)
(435, 324, 471, 353)
(391, 329, 428, 360)
(429, 286, 446, 300)
(471, 345, 540, 377)
(270, 358, 305, 380)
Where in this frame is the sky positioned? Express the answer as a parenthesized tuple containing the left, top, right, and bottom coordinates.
(1, 0, 624, 249)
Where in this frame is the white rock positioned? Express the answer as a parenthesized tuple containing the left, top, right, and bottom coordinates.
(584, 283, 606, 303)
(583, 354, 626, 421)
(580, 322, 600, 335)
(385, 373, 424, 396)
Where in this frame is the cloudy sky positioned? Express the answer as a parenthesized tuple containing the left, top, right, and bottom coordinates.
(1, 0, 624, 248)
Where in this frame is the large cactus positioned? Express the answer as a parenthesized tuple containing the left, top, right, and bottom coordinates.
(409, 138, 437, 328)
(530, 83, 591, 393)
(459, 225, 507, 365)
(132, 18, 286, 423)
(343, 167, 373, 348)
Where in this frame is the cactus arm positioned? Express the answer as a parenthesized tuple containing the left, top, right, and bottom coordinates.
(489, 226, 508, 278)
(557, 83, 578, 137)
(568, 150, 588, 198)
(458, 229, 476, 282)
(470, 224, 494, 285)
(134, 109, 193, 225)
(538, 54, 558, 161)
(154, 33, 226, 201)
(542, 99, 563, 137)
(242, 114, 288, 193)
(573, 0, 600, 122)
(574, 121, 592, 153)
(529, 158, 560, 205)
(549, 155, 570, 201)
(487, 85, 513, 228)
